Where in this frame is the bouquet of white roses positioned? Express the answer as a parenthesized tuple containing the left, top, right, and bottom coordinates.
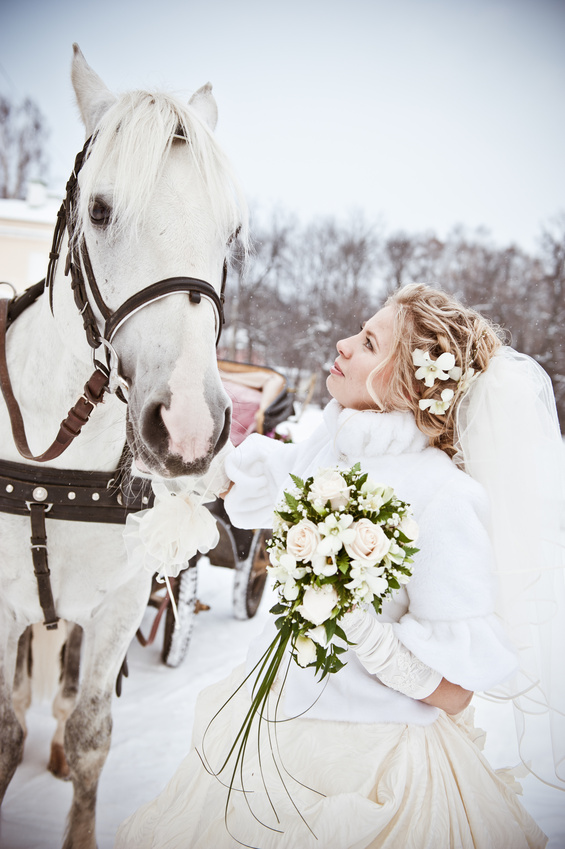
(201, 463, 419, 831)
(265, 463, 419, 677)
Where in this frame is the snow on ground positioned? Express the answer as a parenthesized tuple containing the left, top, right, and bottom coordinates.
(1, 406, 564, 849)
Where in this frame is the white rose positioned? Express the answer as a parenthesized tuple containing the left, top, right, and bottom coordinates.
(344, 519, 390, 565)
(309, 469, 350, 511)
(298, 584, 339, 626)
(398, 515, 419, 542)
(294, 635, 317, 667)
(286, 519, 322, 562)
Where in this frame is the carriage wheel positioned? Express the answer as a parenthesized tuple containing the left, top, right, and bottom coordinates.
(161, 561, 198, 668)
(233, 530, 269, 620)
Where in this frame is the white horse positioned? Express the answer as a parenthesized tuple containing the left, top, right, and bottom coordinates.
(0, 44, 246, 849)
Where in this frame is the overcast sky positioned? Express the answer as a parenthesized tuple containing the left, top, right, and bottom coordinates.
(1, 0, 564, 252)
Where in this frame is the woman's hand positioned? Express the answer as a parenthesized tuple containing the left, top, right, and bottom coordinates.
(219, 480, 234, 500)
(420, 679, 473, 715)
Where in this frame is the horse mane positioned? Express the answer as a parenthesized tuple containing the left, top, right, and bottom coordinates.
(75, 89, 248, 251)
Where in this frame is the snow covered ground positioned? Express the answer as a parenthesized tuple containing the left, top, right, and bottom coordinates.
(1, 406, 564, 849)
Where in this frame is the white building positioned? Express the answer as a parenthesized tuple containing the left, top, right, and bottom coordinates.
(0, 181, 61, 293)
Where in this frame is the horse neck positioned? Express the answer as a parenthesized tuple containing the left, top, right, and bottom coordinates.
(2, 286, 127, 472)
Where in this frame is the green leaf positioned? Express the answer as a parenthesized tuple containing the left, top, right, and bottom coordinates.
(333, 623, 353, 644)
(325, 618, 337, 640)
(284, 491, 300, 511)
(371, 598, 382, 615)
(336, 548, 349, 574)
(289, 473, 305, 490)
(276, 510, 295, 523)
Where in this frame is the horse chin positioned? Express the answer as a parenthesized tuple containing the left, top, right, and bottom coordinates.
(130, 441, 213, 479)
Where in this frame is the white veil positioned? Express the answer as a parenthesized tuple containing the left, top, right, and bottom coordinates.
(454, 347, 565, 789)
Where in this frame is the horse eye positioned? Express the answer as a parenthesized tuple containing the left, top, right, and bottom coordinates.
(89, 198, 111, 226)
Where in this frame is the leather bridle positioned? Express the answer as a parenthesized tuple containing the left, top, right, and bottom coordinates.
(48, 135, 228, 396)
(0, 133, 233, 463)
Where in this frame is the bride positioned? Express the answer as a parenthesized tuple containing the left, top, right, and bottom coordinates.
(115, 283, 563, 849)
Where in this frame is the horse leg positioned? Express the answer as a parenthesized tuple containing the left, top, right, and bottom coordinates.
(49, 624, 83, 780)
(12, 626, 32, 746)
(0, 622, 27, 806)
(62, 576, 151, 849)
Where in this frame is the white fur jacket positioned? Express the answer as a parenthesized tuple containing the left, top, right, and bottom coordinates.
(224, 400, 518, 726)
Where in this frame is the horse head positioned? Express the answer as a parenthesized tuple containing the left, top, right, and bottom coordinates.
(55, 45, 247, 478)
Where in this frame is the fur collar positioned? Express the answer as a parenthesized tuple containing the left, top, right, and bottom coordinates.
(323, 399, 429, 461)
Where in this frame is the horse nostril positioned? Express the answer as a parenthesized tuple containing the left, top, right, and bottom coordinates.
(141, 402, 168, 452)
(215, 406, 232, 454)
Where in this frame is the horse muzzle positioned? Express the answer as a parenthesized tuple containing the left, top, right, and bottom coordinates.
(126, 392, 231, 479)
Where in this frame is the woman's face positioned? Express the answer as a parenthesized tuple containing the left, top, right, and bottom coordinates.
(326, 305, 396, 410)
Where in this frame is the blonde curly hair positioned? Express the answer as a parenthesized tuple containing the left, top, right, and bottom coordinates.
(366, 284, 505, 457)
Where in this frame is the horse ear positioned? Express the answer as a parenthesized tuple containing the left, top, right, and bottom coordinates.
(71, 43, 117, 137)
(188, 83, 218, 131)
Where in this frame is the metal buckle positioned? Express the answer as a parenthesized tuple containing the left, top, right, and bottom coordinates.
(93, 338, 130, 400)
(25, 501, 53, 513)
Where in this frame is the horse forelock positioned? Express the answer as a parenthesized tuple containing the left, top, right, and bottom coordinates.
(74, 89, 249, 251)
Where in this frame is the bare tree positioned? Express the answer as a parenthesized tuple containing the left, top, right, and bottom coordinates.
(383, 231, 419, 291)
(221, 208, 298, 363)
(0, 95, 49, 198)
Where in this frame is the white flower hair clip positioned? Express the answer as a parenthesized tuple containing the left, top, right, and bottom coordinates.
(419, 388, 454, 416)
(412, 349, 462, 387)
(413, 347, 480, 416)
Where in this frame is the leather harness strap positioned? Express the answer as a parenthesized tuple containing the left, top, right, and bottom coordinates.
(0, 456, 154, 522)
(80, 239, 112, 322)
(104, 276, 224, 344)
(0, 297, 109, 462)
(29, 502, 59, 630)
(0, 453, 154, 632)
(6, 280, 45, 325)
